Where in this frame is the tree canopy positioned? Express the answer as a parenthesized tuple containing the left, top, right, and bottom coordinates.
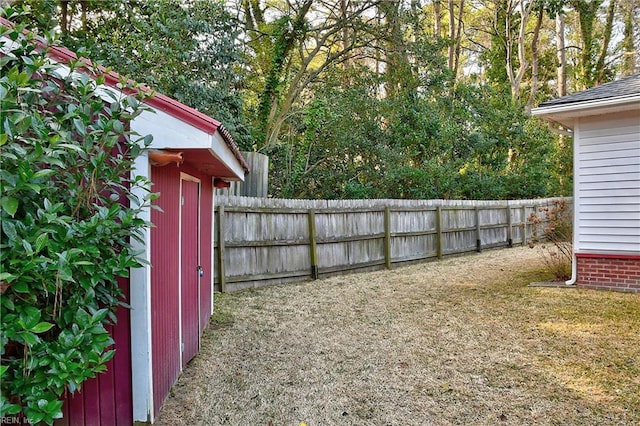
(7, 0, 639, 199)
(0, 14, 153, 423)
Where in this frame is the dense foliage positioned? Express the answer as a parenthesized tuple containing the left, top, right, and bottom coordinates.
(15, 0, 252, 147)
(267, 65, 560, 199)
(13, 0, 637, 200)
(0, 17, 152, 424)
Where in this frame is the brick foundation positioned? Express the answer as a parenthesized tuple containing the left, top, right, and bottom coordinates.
(576, 253, 640, 293)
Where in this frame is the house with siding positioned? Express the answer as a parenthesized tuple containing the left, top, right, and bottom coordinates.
(1, 18, 249, 424)
(532, 74, 640, 293)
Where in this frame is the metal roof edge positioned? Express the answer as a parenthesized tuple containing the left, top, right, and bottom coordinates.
(217, 124, 250, 174)
(531, 94, 640, 117)
(44, 44, 224, 135)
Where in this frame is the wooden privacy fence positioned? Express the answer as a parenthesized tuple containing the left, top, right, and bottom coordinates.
(214, 196, 568, 292)
(214, 152, 269, 197)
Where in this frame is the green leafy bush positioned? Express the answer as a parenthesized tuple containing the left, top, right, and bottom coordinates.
(1, 14, 153, 424)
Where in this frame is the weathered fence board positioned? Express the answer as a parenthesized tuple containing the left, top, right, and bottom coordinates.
(213, 196, 568, 292)
(215, 152, 269, 197)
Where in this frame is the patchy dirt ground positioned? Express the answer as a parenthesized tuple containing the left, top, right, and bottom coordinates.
(155, 246, 640, 426)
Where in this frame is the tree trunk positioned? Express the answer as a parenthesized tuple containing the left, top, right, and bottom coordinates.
(572, 0, 603, 90)
(620, 0, 638, 76)
(259, 0, 314, 147)
(81, 1, 88, 32)
(505, 0, 533, 100)
(448, 0, 455, 70)
(381, 0, 407, 97)
(340, 0, 352, 76)
(60, 0, 69, 34)
(556, 13, 567, 97)
(595, 0, 616, 85)
(452, 0, 465, 78)
(526, 6, 544, 113)
(434, 0, 442, 37)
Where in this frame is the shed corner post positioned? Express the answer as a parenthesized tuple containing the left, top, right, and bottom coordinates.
(129, 151, 154, 423)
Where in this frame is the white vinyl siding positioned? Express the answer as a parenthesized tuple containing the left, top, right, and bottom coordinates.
(575, 110, 640, 254)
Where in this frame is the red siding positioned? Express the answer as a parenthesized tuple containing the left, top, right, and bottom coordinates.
(112, 278, 133, 422)
(29, 161, 218, 425)
(57, 277, 133, 426)
(180, 178, 200, 366)
(576, 253, 640, 293)
(150, 165, 182, 416)
(150, 163, 215, 418)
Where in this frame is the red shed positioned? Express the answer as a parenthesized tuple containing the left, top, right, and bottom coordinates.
(127, 92, 248, 423)
(1, 20, 249, 425)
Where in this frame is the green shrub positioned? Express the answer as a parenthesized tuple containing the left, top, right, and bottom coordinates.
(1, 13, 153, 424)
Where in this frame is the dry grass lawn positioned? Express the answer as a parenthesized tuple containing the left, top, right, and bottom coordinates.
(155, 246, 640, 426)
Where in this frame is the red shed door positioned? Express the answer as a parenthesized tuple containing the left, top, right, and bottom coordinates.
(180, 174, 201, 367)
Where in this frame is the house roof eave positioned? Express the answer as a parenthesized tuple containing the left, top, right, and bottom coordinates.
(531, 95, 640, 130)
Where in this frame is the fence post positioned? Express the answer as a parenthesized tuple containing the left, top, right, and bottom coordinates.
(384, 207, 392, 269)
(436, 206, 443, 259)
(475, 206, 482, 252)
(308, 210, 319, 279)
(522, 205, 528, 245)
(506, 204, 513, 247)
(216, 205, 226, 293)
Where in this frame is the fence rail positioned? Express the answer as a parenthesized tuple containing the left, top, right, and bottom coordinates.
(214, 196, 567, 292)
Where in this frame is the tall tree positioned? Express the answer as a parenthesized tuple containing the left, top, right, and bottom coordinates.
(13, 0, 252, 147)
(556, 11, 567, 96)
(253, 0, 313, 147)
(235, 0, 383, 148)
(504, 0, 535, 100)
(379, 0, 413, 96)
(15, 0, 635, 201)
(526, 3, 546, 112)
(447, 0, 466, 76)
(569, 0, 617, 89)
(619, 0, 639, 76)
(594, 0, 617, 85)
(434, 0, 443, 37)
